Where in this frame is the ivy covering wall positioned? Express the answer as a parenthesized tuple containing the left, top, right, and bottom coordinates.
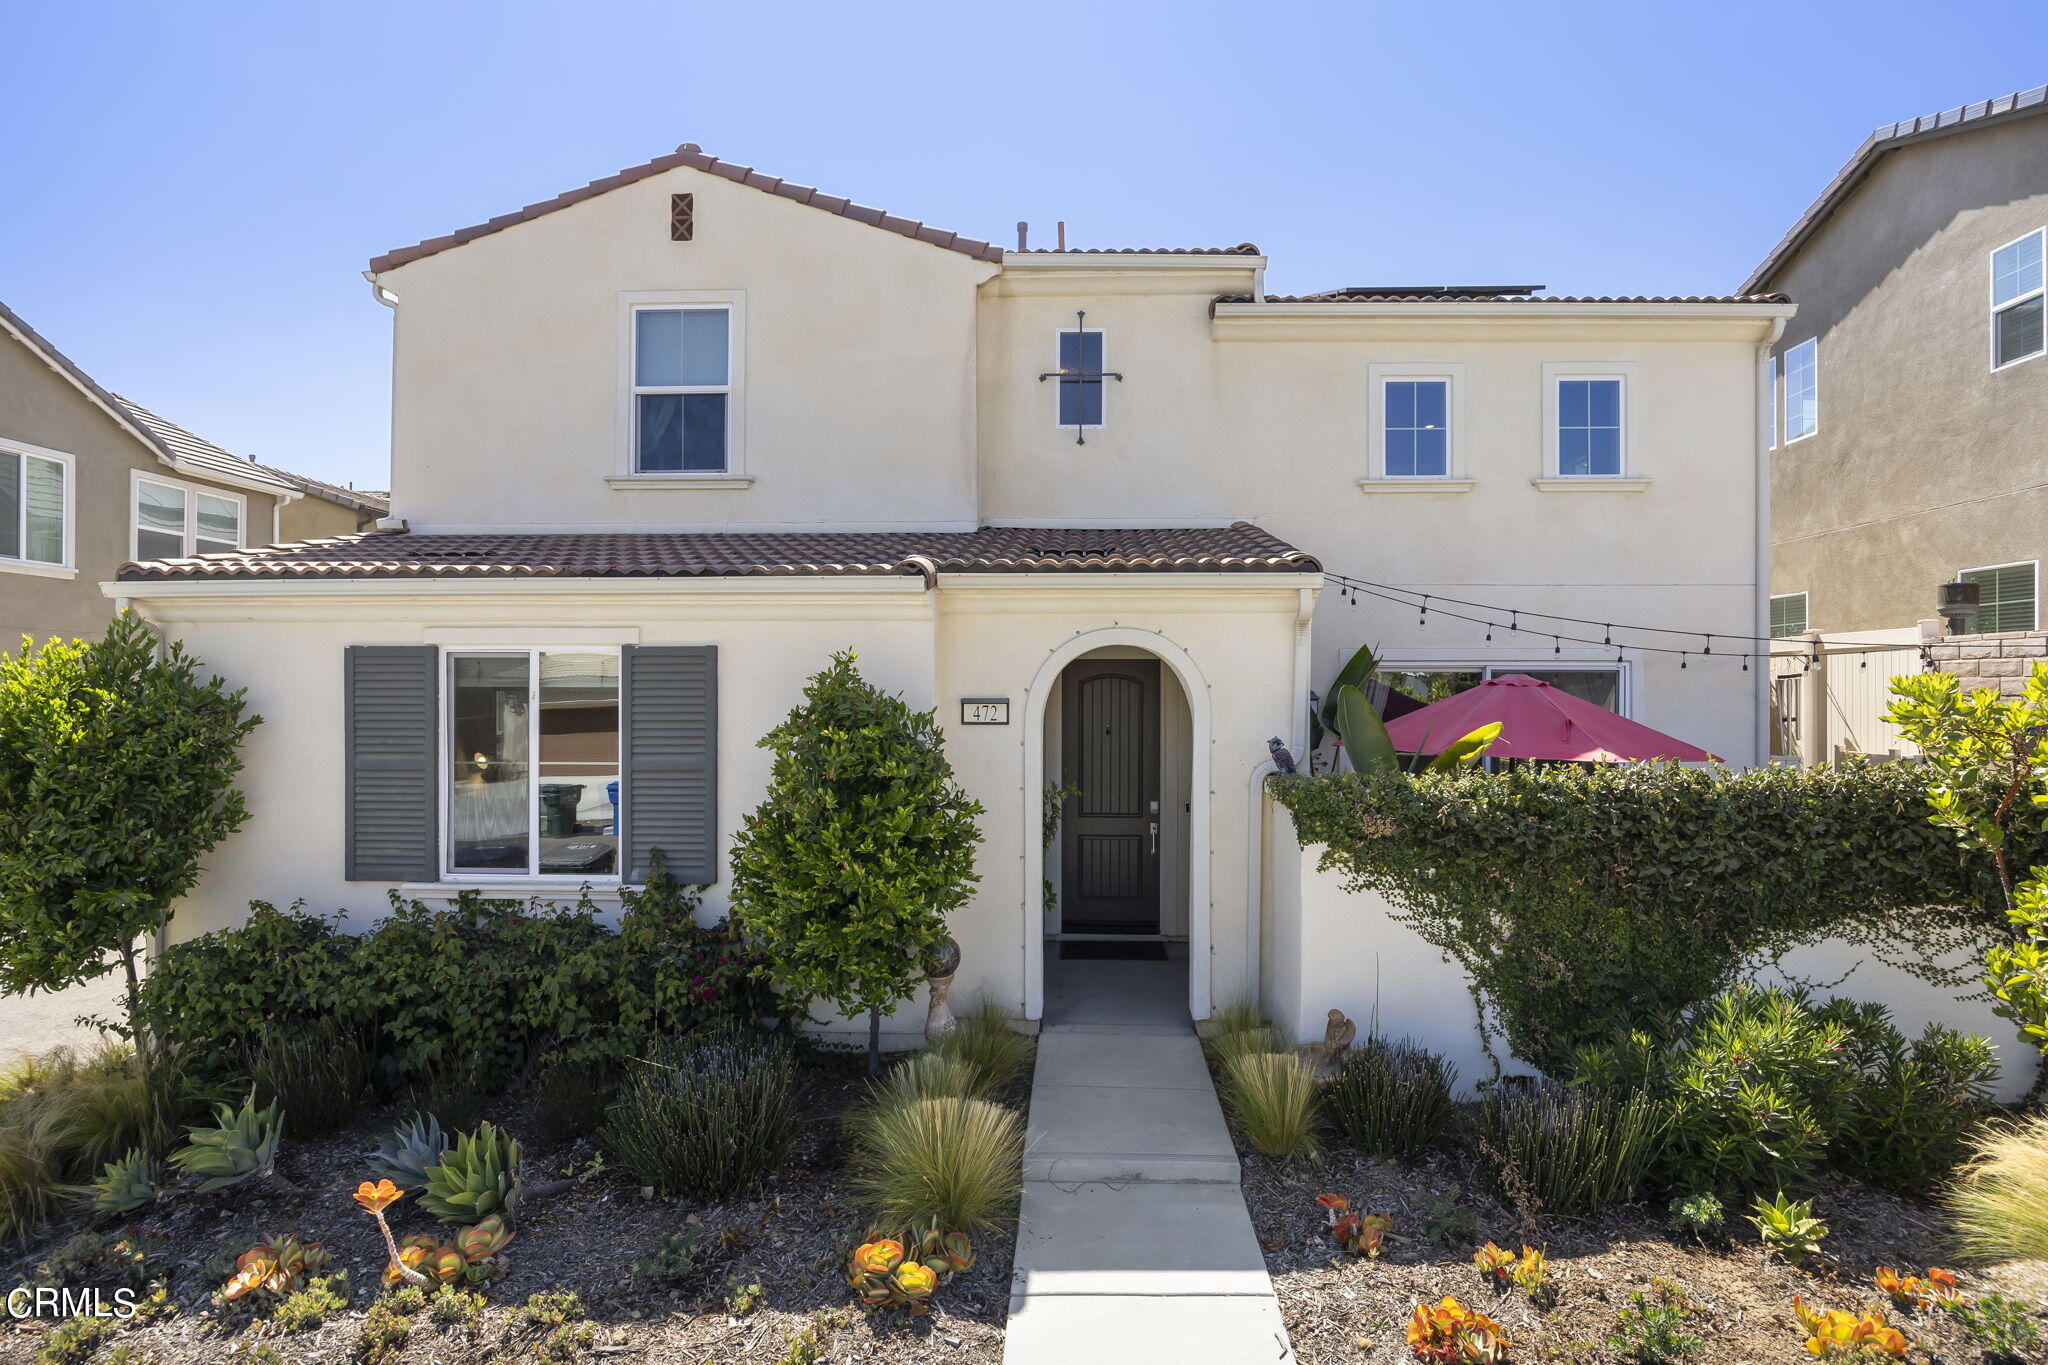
(1271, 763, 2033, 1072)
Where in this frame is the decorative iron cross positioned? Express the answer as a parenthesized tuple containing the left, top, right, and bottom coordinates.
(1038, 310, 1123, 445)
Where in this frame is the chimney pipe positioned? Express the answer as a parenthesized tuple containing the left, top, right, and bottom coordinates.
(1057, 220, 1067, 251)
(1016, 221, 1028, 251)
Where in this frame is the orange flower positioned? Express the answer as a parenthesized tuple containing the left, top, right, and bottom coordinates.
(354, 1178, 403, 1214)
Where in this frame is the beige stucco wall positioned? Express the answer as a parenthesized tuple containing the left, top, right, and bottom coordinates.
(1265, 821, 2034, 1104)
(375, 163, 997, 533)
(1766, 117, 2048, 632)
(278, 494, 375, 544)
(126, 572, 1308, 1036)
(1, 332, 279, 648)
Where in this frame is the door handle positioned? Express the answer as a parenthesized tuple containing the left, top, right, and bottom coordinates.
(1149, 822, 1158, 854)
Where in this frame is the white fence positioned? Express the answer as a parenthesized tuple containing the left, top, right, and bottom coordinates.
(1769, 627, 1926, 764)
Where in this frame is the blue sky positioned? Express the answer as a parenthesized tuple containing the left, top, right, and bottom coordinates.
(6, 1, 2046, 492)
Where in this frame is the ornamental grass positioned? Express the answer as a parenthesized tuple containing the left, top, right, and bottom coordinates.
(1324, 1037, 1457, 1163)
(1944, 1112, 2048, 1263)
(1222, 1050, 1321, 1161)
(849, 1095, 1023, 1235)
(925, 999, 1036, 1097)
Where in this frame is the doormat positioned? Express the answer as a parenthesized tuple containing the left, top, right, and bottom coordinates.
(1059, 940, 1168, 961)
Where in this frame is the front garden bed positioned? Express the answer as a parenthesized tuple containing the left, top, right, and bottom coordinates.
(0, 1049, 1018, 1365)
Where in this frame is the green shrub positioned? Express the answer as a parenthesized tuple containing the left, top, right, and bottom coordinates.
(1607, 1289, 1704, 1363)
(1475, 1084, 1665, 1214)
(601, 1029, 797, 1197)
(1221, 1051, 1320, 1160)
(1667, 1192, 1724, 1237)
(1273, 763, 2032, 1071)
(1945, 1112, 2048, 1263)
(1814, 999, 1997, 1193)
(532, 1052, 616, 1145)
(1946, 1294, 2042, 1363)
(1324, 1038, 1456, 1162)
(849, 1094, 1022, 1233)
(250, 1018, 373, 1136)
(927, 998, 1035, 1096)
(406, 1054, 492, 1132)
(272, 1274, 349, 1332)
(33, 1312, 118, 1365)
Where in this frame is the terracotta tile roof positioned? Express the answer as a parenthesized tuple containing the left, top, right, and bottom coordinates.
(116, 522, 1318, 583)
(1217, 292, 1791, 305)
(370, 142, 1005, 274)
(1743, 84, 2048, 294)
(1013, 244, 1261, 255)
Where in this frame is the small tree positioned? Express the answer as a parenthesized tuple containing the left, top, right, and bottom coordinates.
(1887, 665, 2048, 1067)
(0, 614, 259, 1075)
(729, 652, 983, 1072)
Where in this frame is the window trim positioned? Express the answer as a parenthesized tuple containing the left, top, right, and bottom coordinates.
(1053, 325, 1108, 431)
(439, 646, 624, 884)
(1364, 362, 1465, 483)
(1781, 337, 1819, 443)
(1957, 559, 2040, 634)
(129, 470, 245, 562)
(1989, 227, 2046, 373)
(0, 437, 76, 579)
(613, 290, 749, 487)
(1540, 362, 1638, 480)
(1769, 591, 1809, 639)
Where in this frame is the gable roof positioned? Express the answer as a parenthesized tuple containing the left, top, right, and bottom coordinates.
(1742, 84, 2048, 294)
(370, 142, 1006, 275)
(0, 298, 299, 499)
(250, 466, 389, 517)
(115, 522, 1318, 582)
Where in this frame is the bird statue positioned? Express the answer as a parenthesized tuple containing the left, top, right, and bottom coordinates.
(1267, 737, 1297, 774)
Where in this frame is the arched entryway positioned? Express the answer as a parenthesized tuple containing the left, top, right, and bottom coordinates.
(1021, 628, 1211, 1023)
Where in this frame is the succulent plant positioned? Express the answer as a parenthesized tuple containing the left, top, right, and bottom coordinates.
(171, 1092, 282, 1192)
(455, 1213, 514, 1264)
(382, 1218, 514, 1288)
(419, 1122, 521, 1224)
(221, 1233, 331, 1301)
(91, 1148, 157, 1215)
(847, 1231, 973, 1316)
(366, 1112, 448, 1191)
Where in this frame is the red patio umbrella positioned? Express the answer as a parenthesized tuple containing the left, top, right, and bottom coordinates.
(1380, 673, 1719, 763)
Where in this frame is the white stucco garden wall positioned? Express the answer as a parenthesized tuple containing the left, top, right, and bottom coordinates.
(1262, 810, 2034, 1103)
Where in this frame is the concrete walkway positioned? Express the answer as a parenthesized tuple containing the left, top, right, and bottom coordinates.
(1002, 956, 1294, 1364)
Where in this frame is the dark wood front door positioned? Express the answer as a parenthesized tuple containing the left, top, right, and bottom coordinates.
(1059, 658, 1160, 933)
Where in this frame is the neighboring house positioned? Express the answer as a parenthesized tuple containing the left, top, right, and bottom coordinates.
(1747, 86, 2048, 653)
(0, 299, 385, 648)
(109, 143, 1786, 1041)
(252, 467, 388, 543)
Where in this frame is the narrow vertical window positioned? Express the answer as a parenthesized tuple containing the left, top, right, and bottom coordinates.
(1960, 562, 2038, 634)
(1992, 229, 2045, 369)
(1766, 354, 1778, 449)
(1383, 379, 1450, 477)
(633, 306, 730, 472)
(1057, 329, 1104, 428)
(0, 448, 69, 567)
(196, 493, 240, 554)
(1769, 592, 1808, 638)
(1783, 338, 1818, 441)
(1556, 377, 1623, 476)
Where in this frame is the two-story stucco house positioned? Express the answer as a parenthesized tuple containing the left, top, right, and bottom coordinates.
(107, 143, 1788, 1042)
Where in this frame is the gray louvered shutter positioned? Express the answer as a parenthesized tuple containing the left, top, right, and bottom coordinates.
(345, 645, 439, 880)
(621, 645, 718, 883)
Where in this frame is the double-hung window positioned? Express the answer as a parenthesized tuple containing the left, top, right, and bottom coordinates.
(0, 441, 70, 570)
(1782, 338, 1818, 441)
(1057, 328, 1105, 429)
(632, 305, 731, 472)
(1555, 377, 1624, 476)
(133, 475, 242, 559)
(1769, 592, 1809, 638)
(1991, 228, 2045, 369)
(1383, 379, 1450, 477)
(445, 649, 622, 878)
(1959, 561, 2038, 635)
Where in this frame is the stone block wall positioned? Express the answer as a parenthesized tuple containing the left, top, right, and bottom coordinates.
(1923, 630, 2048, 698)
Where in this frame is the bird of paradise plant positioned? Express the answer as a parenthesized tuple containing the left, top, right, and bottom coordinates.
(356, 1178, 428, 1288)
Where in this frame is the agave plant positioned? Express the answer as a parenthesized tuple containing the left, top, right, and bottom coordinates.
(420, 1122, 521, 1224)
(366, 1112, 447, 1191)
(170, 1092, 282, 1192)
(221, 1233, 331, 1301)
(91, 1148, 157, 1215)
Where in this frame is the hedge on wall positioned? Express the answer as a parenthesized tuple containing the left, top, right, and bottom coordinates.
(1271, 761, 2033, 1073)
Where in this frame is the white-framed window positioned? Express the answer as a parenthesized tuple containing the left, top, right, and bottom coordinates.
(1783, 337, 1818, 442)
(443, 648, 622, 880)
(1382, 378, 1451, 477)
(1540, 365, 1635, 479)
(631, 303, 732, 472)
(0, 439, 73, 574)
(1991, 228, 2045, 370)
(1958, 560, 2038, 635)
(1056, 327, 1106, 429)
(131, 473, 244, 560)
(1769, 592, 1809, 638)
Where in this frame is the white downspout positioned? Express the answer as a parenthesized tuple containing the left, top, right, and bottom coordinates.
(1755, 317, 1786, 768)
